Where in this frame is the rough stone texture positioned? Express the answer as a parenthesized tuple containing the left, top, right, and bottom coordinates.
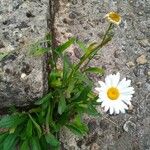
(53, 0, 150, 149)
(0, 0, 49, 108)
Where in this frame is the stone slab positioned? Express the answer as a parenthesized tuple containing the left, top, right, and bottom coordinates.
(0, 0, 49, 108)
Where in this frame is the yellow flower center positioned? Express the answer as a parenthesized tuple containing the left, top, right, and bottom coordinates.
(107, 87, 120, 100)
(109, 12, 121, 23)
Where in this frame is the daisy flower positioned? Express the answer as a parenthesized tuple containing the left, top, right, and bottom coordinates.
(105, 12, 121, 25)
(95, 72, 135, 115)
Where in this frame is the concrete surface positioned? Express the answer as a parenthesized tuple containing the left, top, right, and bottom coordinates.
(52, 0, 150, 149)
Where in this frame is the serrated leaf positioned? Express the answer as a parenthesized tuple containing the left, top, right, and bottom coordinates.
(3, 134, 17, 150)
(28, 114, 42, 138)
(35, 93, 52, 105)
(30, 137, 41, 150)
(58, 96, 66, 115)
(20, 140, 30, 150)
(84, 67, 104, 74)
(55, 37, 75, 54)
(0, 114, 27, 128)
(45, 133, 60, 147)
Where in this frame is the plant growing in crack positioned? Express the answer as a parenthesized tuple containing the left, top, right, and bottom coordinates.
(0, 12, 134, 150)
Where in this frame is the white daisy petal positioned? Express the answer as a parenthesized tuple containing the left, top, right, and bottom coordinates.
(120, 108, 125, 113)
(105, 75, 112, 87)
(121, 87, 135, 94)
(104, 105, 109, 112)
(109, 107, 114, 115)
(123, 100, 131, 106)
(121, 103, 128, 110)
(98, 81, 106, 88)
(121, 95, 132, 101)
(118, 79, 131, 89)
(101, 101, 107, 108)
(118, 78, 126, 87)
(95, 72, 134, 115)
(95, 87, 101, 92)
(114, 106, 120, 114)
(112, 72, 120, 87)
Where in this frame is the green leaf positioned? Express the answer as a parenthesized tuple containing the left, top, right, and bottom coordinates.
(0, 133, 8, 144)
(26, 119, 32, 138)
(45, 33, 52, 46)
(66, 124, 83, 137)
(66, 122, 88, 137)
(62, 54, 72, 83)
(50, 79, 62, 88)
(28, 114, 42, 138)
(75, 71, 93, 86)
(86, 42, 98, 55)
(0, 114, 27, 128)
(66, 78, 75, 98)
(49, 70, 62, 82)
(66, 115, 88, 137)
(45, 133, 60, 147)
(55, 37, 76, 54)
(84, 67, 104, 74)
(76, 39, 87, 52)
(30, 137, 41, 150)
(3, 134, 17, 150)
(46, 104, 51, 131)
(39, 136, 48, 150)
(58, 96, 66, 115)
(72, 86, 91, 102)
(86, 104, 99, 116)
(35, 93, 52, 105)
(56, 111, 70, 127)
(20, 140, 30, 150)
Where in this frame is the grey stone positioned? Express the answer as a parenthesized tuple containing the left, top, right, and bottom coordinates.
(0, 0, 49, 108)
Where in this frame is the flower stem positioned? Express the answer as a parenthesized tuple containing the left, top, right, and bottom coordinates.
(82, 23, 113, 71)
(67, 23, 113, 84)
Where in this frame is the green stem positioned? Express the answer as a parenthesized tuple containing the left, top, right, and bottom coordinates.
(82, 23, 113, 70)
(67, 23, 113, 84)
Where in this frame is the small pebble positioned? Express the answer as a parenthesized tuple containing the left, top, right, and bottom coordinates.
(136, 54, 147, 65)
(123, 121, 136, 133)
(126, 61, 135, 68)
(21, 73, 27, 79)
